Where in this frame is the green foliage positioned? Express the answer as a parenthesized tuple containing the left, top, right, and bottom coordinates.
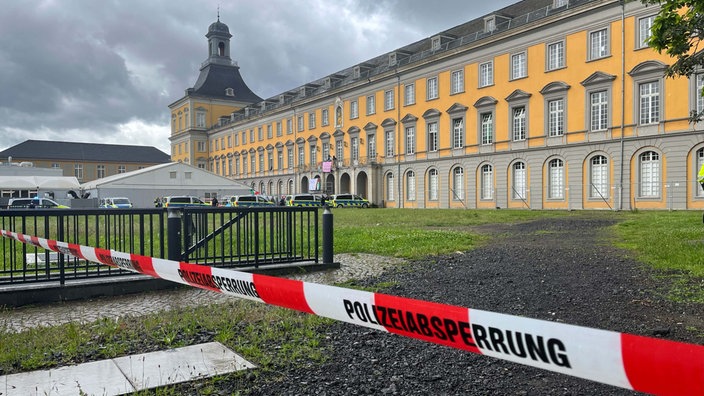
(643, 0, 704, 120)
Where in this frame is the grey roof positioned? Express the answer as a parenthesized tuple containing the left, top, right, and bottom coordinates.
(0, 140, 171, 163)
(227, 0, 598, 123)
(190, 63, 262, 103)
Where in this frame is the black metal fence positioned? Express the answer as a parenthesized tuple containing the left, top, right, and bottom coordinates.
(0, 206, 321, 286)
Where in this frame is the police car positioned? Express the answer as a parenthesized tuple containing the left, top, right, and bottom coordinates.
(226, 195, 275, 207)
(286, 194, 323, 207)
(329, 194, 370, 208)
(162, 196, 208, 208)
(99, 197, 133, 208)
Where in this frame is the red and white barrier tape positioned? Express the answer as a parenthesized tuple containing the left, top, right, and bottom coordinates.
(3, 229, 703, 395)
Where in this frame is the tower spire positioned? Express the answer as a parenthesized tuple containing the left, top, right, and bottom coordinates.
(217, 5, 220, 22)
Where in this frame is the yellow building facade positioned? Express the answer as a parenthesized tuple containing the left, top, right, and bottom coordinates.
(171, 0, 704, 210)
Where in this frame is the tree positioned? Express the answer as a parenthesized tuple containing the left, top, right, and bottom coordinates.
(643, 0, 704, 120)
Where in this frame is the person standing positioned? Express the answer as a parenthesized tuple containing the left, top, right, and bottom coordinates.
(211, 196, 219, 207)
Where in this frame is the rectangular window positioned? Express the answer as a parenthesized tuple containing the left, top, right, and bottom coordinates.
(591, 156, 609, 198)
(322, 109, 329, 126)
(297, 115, 304, 132)
(385, 131, 394, 157)
(118, 165, 126, 174)
(97, 165, 105, 179)
(249, 129, 255, 142)
(548, 99, 564, 136)
(257, 127, 263, 141)
(350, 100, 359, 119)
(549, 160, 564, 199)
(405, 126, 415, 155)
(384, 89, 394, 111)
(590, 91, 608, 131)
(366, 95, 376, 115)
(227, 135, 232, 148)
(75, 164, 83, 180)
(309, 112, 316, 129)
(451, 70, 464, 94)
(427, 122, 438, 152)
(298, 146, 305, 167)
(267, 125, 272, 139)
(196, 112, 206, 128)
(452, 118, 464, 148)
(259, 153, 264, 172)
(197, 141, 206, 152)
(336, 140, 344, 161)
(427, 77, 438, 100)
(511, 52, 527, 80)
(322, 142, 330, 161)
(368, 135, 377, 159)
(589, 28, 609, 59)
(287, 148, 293, 169)
(512, 107, 526, 141)
(479, 61, 493, 87)
(351, 137, 359, 161)
(481, 113, 493, 145)
(452, 168, 464, 201)
(547, 41, 565, 70)
(286, 119, 292, 134)
(309, 146, 317, 167)
(276, 121, 282, 137)
(639, 81, 660, 125)
(404, 83, 415, 106)
(638, 15, 655, 48)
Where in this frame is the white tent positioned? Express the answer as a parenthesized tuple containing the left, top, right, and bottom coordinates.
(81, 162, 251, 208)
(0, 175, 80, 190)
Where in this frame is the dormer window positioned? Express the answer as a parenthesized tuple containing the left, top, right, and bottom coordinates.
(353, 66, 361, 79)
(389, 53, 397, 66)
(431, 37, 441, 51)
(323, 77, 331, 89)
(225, 87, 234, 96)
(553, 0, 568, 8)
(484, 16, 496, 33)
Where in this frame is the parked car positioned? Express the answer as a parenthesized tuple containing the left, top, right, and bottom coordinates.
(329, 194, 370, 208)
(286, 194, 323, 207)
(162, 196, 208, 208)
(99, 197, 133, 208)
(226, 195, 275, 207)
(8, 197, 69, 209)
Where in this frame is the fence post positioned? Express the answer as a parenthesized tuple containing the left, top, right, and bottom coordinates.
(167, 209, 182, 262)
(322, 204, 333, 265)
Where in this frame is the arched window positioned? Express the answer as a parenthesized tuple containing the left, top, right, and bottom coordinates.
(481, 164, 493, 199)
(452, 167, 464, 201)
(386, 173, 395, 201)
(548, 159, 564, 199)
(697, 148, 704, 197)
(429, 169, 439, 201)
(406, 171, 416, 201)
(640, 151, 660, 197)
(513, 162, 526, 200)
(590, 155, 609, 198)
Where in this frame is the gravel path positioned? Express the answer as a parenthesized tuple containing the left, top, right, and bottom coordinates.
(240, 214, 704, 395)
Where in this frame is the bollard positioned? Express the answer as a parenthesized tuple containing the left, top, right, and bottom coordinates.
(167, 208, 182, 262)
(322, 204, 333, 265)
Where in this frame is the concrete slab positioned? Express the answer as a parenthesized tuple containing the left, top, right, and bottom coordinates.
(113, 341, 256, 390)
(1, 359, 135, 396)
(0, 342, 255, 395)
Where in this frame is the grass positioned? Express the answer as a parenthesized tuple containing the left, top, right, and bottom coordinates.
(1, 208, 703, 393)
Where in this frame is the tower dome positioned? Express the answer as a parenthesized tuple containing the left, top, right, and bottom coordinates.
(208, 19, 230, 35)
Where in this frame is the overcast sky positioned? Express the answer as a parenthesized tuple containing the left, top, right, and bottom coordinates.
(0, 0, 517, 154)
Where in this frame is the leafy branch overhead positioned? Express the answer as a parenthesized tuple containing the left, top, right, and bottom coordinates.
(642, 0, 704, 121)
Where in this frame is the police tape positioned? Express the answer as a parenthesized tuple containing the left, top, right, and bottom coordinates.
(3, 229, 703, 395)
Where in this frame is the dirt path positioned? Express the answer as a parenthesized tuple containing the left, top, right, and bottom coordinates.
(242, 214, 704, 395)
